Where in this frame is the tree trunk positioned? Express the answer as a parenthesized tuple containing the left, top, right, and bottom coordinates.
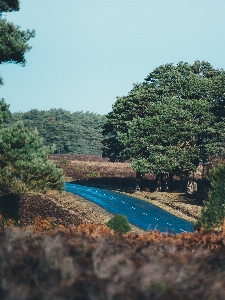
(135, 171, 144, 191)
(168, 172, 173, 192)
(163, 173, 168, 191)
(155, 173, 164, 191)
(180, 170, 189, 192)
(222, 218, 225, 233)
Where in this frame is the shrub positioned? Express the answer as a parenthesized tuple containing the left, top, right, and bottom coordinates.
(107, 214, 131, 234)
(85, 171, 100, 179)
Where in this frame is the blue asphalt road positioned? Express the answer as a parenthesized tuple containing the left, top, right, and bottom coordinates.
(65, 183, 194, 233)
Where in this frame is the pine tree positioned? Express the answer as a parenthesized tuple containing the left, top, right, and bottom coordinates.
(195, 165, 225, 231)
(0, 123, 64, 194)
(6, 109, 105, 155)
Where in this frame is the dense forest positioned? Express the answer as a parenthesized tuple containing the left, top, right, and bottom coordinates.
(5, 109, 105, 155)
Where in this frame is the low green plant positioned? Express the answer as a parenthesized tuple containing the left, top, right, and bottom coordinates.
(107, 214, 131, 234)
(50, 221, 56, 228)
(85, 171, 100, 179)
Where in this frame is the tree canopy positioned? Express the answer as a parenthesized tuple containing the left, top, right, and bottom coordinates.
(0, 0, 19, 14)
(0, 1, 35, 87)
(0, 19, 35, 66)
(6, 109, 105, 155)
(102, 61, 225, 190)
(0, 121, 64, 194)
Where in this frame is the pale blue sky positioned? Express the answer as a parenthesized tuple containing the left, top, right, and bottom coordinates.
(1, 0, 224, 115)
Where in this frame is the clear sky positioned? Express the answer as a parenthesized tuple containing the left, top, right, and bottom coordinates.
(0, 0, 224, 115)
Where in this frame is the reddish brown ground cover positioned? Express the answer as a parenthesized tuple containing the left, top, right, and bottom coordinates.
(1, 224, 225, 299)
(0, 154, 206, 233)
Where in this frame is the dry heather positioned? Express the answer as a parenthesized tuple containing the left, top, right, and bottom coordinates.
(0, 224, 225, 299)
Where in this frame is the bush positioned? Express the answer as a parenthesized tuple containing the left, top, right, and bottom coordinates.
(85, 171, 100, 179)
(107, 214, 131, 234)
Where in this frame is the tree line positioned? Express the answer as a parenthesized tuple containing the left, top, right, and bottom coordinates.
(5, 109, 105, 155)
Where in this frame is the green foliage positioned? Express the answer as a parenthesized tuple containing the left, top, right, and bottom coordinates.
(0, 98, 10, 121)
(107, 214, 131, 234)
(0, 1, 35, 85)
(85, 171, 100, 179)
(0, 123, 64, 194)
(0, 19, 35, 66)
(195, 165, 225, 231)
(102, 61, 225, 189)
(0, 0, 19, 14)
(5, 108, 105, 155)
(152, 282, 168, 293)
